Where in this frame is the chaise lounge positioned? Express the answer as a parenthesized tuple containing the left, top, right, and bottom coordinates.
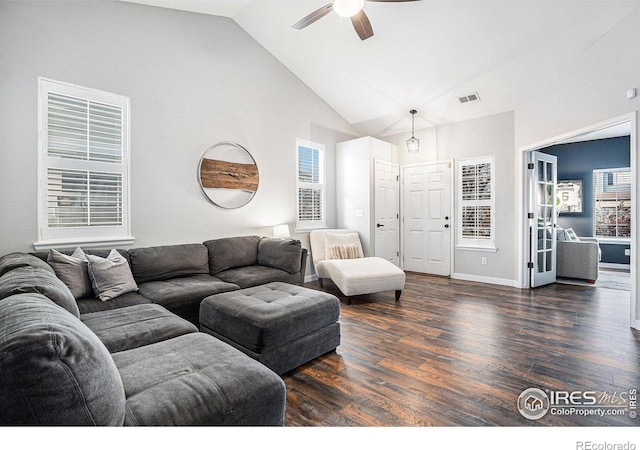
(309, 229, 406, 304)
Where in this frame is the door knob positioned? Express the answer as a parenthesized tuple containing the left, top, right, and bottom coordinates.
(445, 216, 449, 220)
(444, 224, 449, 228)
(376, 223, 384, 228)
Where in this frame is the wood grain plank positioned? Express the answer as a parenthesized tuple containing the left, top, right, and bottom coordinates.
(282, 272, 640, 426)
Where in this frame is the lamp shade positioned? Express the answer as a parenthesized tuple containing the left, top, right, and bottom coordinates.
(273, 224, 291, 238)
(406, 136, 420, 153)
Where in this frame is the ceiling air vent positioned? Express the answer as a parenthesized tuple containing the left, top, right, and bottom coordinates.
(459, 92, 481, 104)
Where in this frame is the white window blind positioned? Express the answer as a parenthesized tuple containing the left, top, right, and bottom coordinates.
(296, 139, 326, 230)
(37, 78, 132, 249)
(593, 168, 631, 238)
(457, 156, 496, 249)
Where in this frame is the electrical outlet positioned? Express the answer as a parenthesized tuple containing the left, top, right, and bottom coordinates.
(481, 257, 487, 265)
(625, 249, 631, 256)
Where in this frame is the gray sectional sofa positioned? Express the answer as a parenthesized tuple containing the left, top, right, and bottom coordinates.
(0, 235, 308, 426)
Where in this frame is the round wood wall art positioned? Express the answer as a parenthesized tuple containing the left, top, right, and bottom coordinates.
(198, 141, 259, 209)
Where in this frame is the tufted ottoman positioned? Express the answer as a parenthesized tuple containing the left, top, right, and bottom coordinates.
(199, 282, 341, 374)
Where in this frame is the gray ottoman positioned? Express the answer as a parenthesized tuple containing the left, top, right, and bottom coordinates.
(199, 282, 341, 374)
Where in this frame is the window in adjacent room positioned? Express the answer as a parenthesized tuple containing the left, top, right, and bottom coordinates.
(296, 139, 326, 230)
(593, 167, 631, 239)
(456, 156, 496, 250)
(36, 78, 133, 249)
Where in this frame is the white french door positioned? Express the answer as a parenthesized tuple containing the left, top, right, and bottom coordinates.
(529, 151, 558, 288)
(374, 160, 400, 266)
(402, 162, 452, 276)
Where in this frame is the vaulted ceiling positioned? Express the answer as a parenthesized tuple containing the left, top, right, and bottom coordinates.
(121, 0, 639, 137)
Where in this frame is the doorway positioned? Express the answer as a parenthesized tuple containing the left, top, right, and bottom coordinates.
(519, 113, 637, 329)
(401, 161, 453, 276)
(374, 160, 400, 266)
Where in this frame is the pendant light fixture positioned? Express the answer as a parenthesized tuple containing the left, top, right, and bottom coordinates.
(406, 109, 420, 153)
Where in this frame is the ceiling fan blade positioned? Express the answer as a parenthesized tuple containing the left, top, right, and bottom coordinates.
(351, 10, 374, 40)
(292, 3, 334, 30)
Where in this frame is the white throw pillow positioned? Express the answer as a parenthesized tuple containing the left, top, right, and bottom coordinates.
(565, 228, 580, 241)
(324, 232, 364, 260)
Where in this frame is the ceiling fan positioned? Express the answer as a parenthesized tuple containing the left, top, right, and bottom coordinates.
(292, 0, 421, 41)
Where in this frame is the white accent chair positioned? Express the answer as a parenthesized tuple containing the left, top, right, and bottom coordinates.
(309, 229, 406, 304)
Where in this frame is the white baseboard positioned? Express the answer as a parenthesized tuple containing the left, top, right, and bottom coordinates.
(451, 273, 520, 288)
(634, 320, 640, 330)
(600, 263, 631, 271)
(304, 274, 318, 283)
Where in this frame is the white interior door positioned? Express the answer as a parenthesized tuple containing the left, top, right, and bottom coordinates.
(374, 160, 400, 266)
(529, 151, 558, 287)
(402, 162, 452, 276)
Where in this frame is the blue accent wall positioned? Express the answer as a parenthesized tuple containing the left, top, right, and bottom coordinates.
(543, 136, 630, 264)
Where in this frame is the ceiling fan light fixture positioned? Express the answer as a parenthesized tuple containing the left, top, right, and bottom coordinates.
(406, 109, 420, 153)
(333, 0, 365, 18)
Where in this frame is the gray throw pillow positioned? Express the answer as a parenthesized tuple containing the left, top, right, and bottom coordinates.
(86, 249, 138, 301)
(47, 248, 93, 299)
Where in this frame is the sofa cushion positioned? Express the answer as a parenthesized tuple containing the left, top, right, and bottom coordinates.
(111, 333, 286, 426)
(215, 265, 298, 289)
(47, 248, 93, 299)
(257, 237, 302, 274)
(203, 235, 260, 275)
(0, 293, 125, 425)
(87, 249, 139, 301)
(128, 244, 210, 284)
(136, 274, 239, 322)
(0, 265, 80, 318)
(0, 252, 55, 278)
(81, 304, 198, 353)
(77, 291, 152, 315)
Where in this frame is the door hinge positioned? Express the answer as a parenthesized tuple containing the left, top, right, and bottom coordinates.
(527, 262, 534, 269)
(527, 212, 534, 219)
(527, 163, 535, 170)
(397, 251, 399, 257)
(396, 175, 399, 181)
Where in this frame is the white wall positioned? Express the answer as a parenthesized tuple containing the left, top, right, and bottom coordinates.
(0, 1, 357, 261)
(515, 6, 640, 324)
(387, 112, 517, 285)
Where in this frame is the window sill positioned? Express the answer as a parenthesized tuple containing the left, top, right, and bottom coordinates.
(455, 245, 498, 253)
(594, 238, 631, 245)
(33, 236, 135, 251)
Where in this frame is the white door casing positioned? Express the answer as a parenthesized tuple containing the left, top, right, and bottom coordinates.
(402, 162, 452, 276)
(374, 160, 400, 266)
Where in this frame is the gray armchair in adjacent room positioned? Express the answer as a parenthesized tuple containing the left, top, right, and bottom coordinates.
(556, 228, 601, 283)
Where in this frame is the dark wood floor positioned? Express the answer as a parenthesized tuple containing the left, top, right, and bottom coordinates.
(282, 272, 640, 426)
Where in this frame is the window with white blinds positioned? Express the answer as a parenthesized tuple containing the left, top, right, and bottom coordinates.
(457, 156, 496, 249)
(296, 139, 326, 230)
(36, 78, 132, 249)
(593, 167, 631, 239)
